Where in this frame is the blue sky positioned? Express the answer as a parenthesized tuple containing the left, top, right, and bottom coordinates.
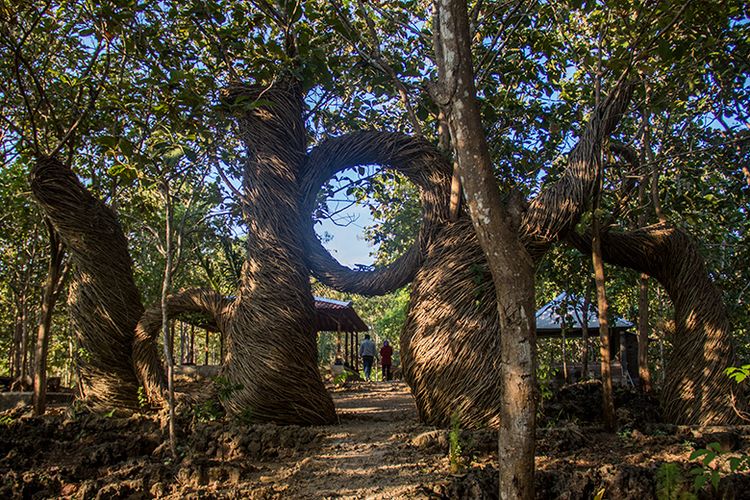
(315, 200, 378, 268)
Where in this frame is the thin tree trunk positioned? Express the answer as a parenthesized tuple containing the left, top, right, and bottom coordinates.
(190, 325, 195, 364)
(560, 297, 568, 383)
(33, 220, 65, 415)
(169, 321, 175, 366)
(562, 329, 568, 384)
(581, 297, 590, 379)
(11, 304, 23, 379)
(21, 304, 30, 383)
(160, 184, 177, 458)
(66, 334, 73, 388)
(179, 322, 185, 365)
(433, 2, 536, 497)
(592, 180, 616, 431)
(437, 110, 463, 221)
(74, 336, 85, 399)
(204, 329, 209, 365)
(637, 274, 652, 392)
(592, 228, 616, 430)
(636, 101, 655, 392)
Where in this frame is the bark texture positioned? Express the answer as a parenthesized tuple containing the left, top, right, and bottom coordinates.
(570, 224, 741, 425)
(592, 212, 616, 431)
(29, 157, 158, 408)
(222, 81, 336, 425)
(32, 220, 65, 415)
(433, 2, 536, 498)
(134, 288, 231, 404)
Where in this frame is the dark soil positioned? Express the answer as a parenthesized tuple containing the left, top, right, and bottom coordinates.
(1, 379, 749, 499)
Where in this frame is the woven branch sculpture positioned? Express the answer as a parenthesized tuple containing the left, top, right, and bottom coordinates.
(221, 81, 336, 424)
(30, 157, 158, 408)
(298, 79, 740, 428)
(569, 225, 740, 425)
(134, 288, 233, 405)
(29, 76, 739, 427)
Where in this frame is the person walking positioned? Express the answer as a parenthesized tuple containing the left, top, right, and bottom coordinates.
(380, 340, 393, 381)
(359, 334, 376, 381)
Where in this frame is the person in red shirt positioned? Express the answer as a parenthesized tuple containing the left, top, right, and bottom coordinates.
(380, 340, 394, 381)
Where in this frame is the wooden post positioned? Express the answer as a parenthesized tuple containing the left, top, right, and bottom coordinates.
(355, 332, 360, 374)
(189, 324, 195, 364)
(205, 329, 209, 365)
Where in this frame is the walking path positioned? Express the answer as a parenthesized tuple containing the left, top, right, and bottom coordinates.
(246, 381, 448, 499)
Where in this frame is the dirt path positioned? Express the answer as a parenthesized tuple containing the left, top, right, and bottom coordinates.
(3, 379, 750, 499)
(242, 381, 448, 499)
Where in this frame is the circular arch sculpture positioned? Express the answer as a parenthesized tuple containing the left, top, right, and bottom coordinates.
(298, 131, 504, 427)
(299, 131, 453, 296)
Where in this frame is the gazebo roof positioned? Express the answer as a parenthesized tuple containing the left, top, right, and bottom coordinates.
(313, 296, 369, 332)
(536, 292, 632, 337)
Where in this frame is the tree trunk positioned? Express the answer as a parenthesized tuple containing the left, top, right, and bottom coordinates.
(179, 322, 185, 365)
(433, 2, 536, 498)
(637, 274, 652, 392)
(204, 329, 209, 365)
(160, 184, 176, 457)
(223, 80, 335, 425)
(11, 302, 23, 379)
(561, 329, 568, 384)
(190, 325, 195, 364)
(169, 321, 175, 366)
(66, 333, 74, 388)
(636, 102, 656, 392)
(32, 219, 65, 416)
(592, 186, 617, 431)
(21, 306, 29, 382)
(581, 297, 590, 379)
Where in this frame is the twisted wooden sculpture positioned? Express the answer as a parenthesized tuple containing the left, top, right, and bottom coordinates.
(30, 157, 154, 408)
(29, 76, 739, 427)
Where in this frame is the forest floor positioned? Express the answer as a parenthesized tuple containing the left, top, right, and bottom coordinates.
(1, 377, 750, 499)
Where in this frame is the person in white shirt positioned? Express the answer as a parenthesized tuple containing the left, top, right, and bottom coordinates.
(359, 334, 377, 381)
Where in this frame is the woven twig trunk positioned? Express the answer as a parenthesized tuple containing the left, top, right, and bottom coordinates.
(401, 218, 502, 428)
(223, 81, 336, 425)
(29, 158, 154, 408)
(134, 288, 231, 404)
(570, 224, 742, 425)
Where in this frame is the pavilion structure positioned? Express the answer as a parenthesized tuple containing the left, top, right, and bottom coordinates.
(536, 292, 639, 386)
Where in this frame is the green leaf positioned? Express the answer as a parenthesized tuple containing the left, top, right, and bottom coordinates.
(96, 135, 119, 149)
(692, 471, 707, 491)
(710, 470, 719, 491)
(163, 146, 184, 167)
